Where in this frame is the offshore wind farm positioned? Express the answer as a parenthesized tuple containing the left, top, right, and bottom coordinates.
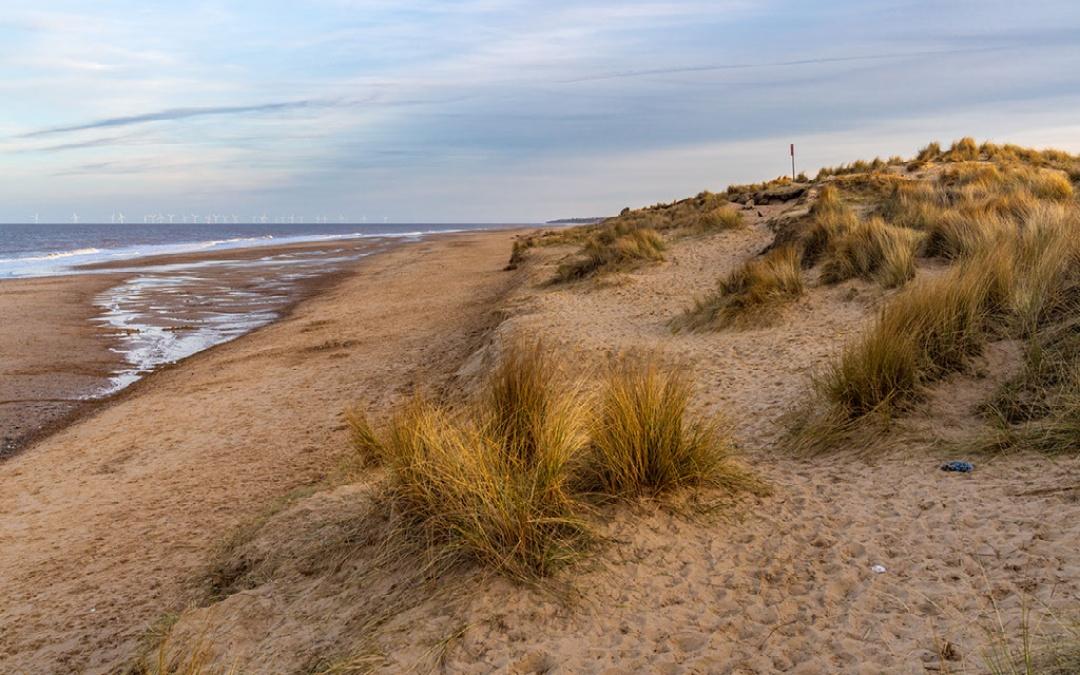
(3, 2, 1080, 673)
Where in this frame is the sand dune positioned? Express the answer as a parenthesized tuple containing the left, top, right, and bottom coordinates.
(3, 188, 1079, 673)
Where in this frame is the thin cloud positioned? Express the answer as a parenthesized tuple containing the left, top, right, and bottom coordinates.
(22, 100, 332, 138)
(557, 45, 1013, 84)
(24, 133, 144, 153)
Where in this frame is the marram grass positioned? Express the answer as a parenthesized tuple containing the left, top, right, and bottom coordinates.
(349, 343, 759, 581)
(584, 357, 754, 497)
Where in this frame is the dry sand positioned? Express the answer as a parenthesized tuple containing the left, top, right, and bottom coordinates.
(2, 217, 1078, 674)
(0, 231, 523, 672)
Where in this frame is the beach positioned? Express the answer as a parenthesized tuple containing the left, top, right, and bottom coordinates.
(0, 235, 413, 456)
(1, 214, 1078, 673)
(0, 229, 525, 671)
(0, 273, 125, 456)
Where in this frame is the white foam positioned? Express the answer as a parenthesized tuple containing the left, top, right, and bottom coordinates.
(0, 227, 475, 279)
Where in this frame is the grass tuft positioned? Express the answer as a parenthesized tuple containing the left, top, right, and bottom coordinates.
(556, 224, 665, 281)
(696, 205, 743, 231)
(673, 245, 803, 331)
(818, 255, 1000, 419)
(819, 216, 923, 287)
(800, 185, 859, 266)
(349, 343, 762, 580)
(584, 357, 750, 497)
(364, 342, 591, 582)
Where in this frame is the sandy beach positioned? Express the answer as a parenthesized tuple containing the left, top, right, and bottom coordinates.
(0, 235, 406, 457)
(1, 207, 1077, 673)
(0, 273, 126, 456)
(0, 229, 526, 672)
(7, 2, 1079, 672)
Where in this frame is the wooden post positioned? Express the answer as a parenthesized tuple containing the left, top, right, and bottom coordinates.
(790, 143, 796, 181)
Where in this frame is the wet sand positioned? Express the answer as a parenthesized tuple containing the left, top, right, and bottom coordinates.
(0, 274, 125, 457)
(0, 235, 400, 457)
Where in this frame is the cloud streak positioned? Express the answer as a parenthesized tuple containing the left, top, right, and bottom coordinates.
(21, 100, 332, 138)
(557, 45, 1015, 83)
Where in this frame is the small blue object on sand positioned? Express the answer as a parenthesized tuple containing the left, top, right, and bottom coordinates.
(941, 461, 974, 473)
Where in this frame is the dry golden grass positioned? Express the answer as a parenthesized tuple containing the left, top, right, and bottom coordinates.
(556, 223, 665, 282)
(800, 185, 859, 266)
(984, 608, 1080, 675)
(978, 212, 1080, 455)
(672, 245, 803, 331)
(921, 209, 1012, 259)
(128, 628, 240, 675)
(350, 343, 761, 580)
(696, 205, 743, 231)
(584, 357, 753, 497)
(818, 254, 1001, 419)
(802, 188, 1080, 448)
(726, 175, 792, 196)
(352, 342, 591, 582)
(819, 216, 923, 288)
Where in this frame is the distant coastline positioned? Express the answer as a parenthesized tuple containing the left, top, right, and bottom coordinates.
(545, 217, 606, 224)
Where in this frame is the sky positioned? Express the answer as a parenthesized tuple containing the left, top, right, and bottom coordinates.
(1, 1, 1080, 223)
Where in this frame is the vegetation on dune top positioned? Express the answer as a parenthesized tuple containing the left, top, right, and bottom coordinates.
(502, 137, 1080, 456)
(787, 140, 1080, 453)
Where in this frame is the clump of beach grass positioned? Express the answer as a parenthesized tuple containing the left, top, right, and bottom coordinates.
(800, 185, 859, 266)
(696, 205, 742, 231)
(819, 216, 923, 288)
(351, 342, 591, 582)
(673, 245, 803, 331)
(584, 357, 750, 497)
(983, 603, 1080, 675)
(350, 342, 762, 580)
(798, 196, 1080, 450)
(817, 253, 1003, 420)
(556, 223, 665, 282)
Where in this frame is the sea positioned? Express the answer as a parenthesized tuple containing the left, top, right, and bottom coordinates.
(0, 221, 509, 278)
(0, 221, 527, 400)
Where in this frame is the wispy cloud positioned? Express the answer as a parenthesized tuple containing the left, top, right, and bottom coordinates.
(557, 45, 1015, 84)
(22, 133, 144, 153)
(21, 100, 335, 138)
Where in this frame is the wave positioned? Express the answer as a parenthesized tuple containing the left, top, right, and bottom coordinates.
(0, 226, 491, 278)
(0, 247, 101, 263)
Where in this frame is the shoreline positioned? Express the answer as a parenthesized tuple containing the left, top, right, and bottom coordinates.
(0, 229, 524, 459)
(0, 223, 531, 279)
(0, 228, 527, 673)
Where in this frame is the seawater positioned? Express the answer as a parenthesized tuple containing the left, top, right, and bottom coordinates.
(0, 221, 527, 397)
(90, 247, 379, 394)
(0, 222, 508, 278)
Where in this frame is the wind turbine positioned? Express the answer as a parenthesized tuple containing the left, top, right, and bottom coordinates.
(33, 213, 39, 224)
(118, 212, 125, 224)
(71, 212, 79, 224)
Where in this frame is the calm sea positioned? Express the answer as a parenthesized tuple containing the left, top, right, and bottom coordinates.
(0, 222, 523, 278)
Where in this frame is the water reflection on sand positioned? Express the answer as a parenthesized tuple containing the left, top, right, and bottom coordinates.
(90, 246, 380, 396)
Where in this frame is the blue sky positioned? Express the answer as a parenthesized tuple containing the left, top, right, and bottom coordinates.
(1, 1, 1079, 223)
